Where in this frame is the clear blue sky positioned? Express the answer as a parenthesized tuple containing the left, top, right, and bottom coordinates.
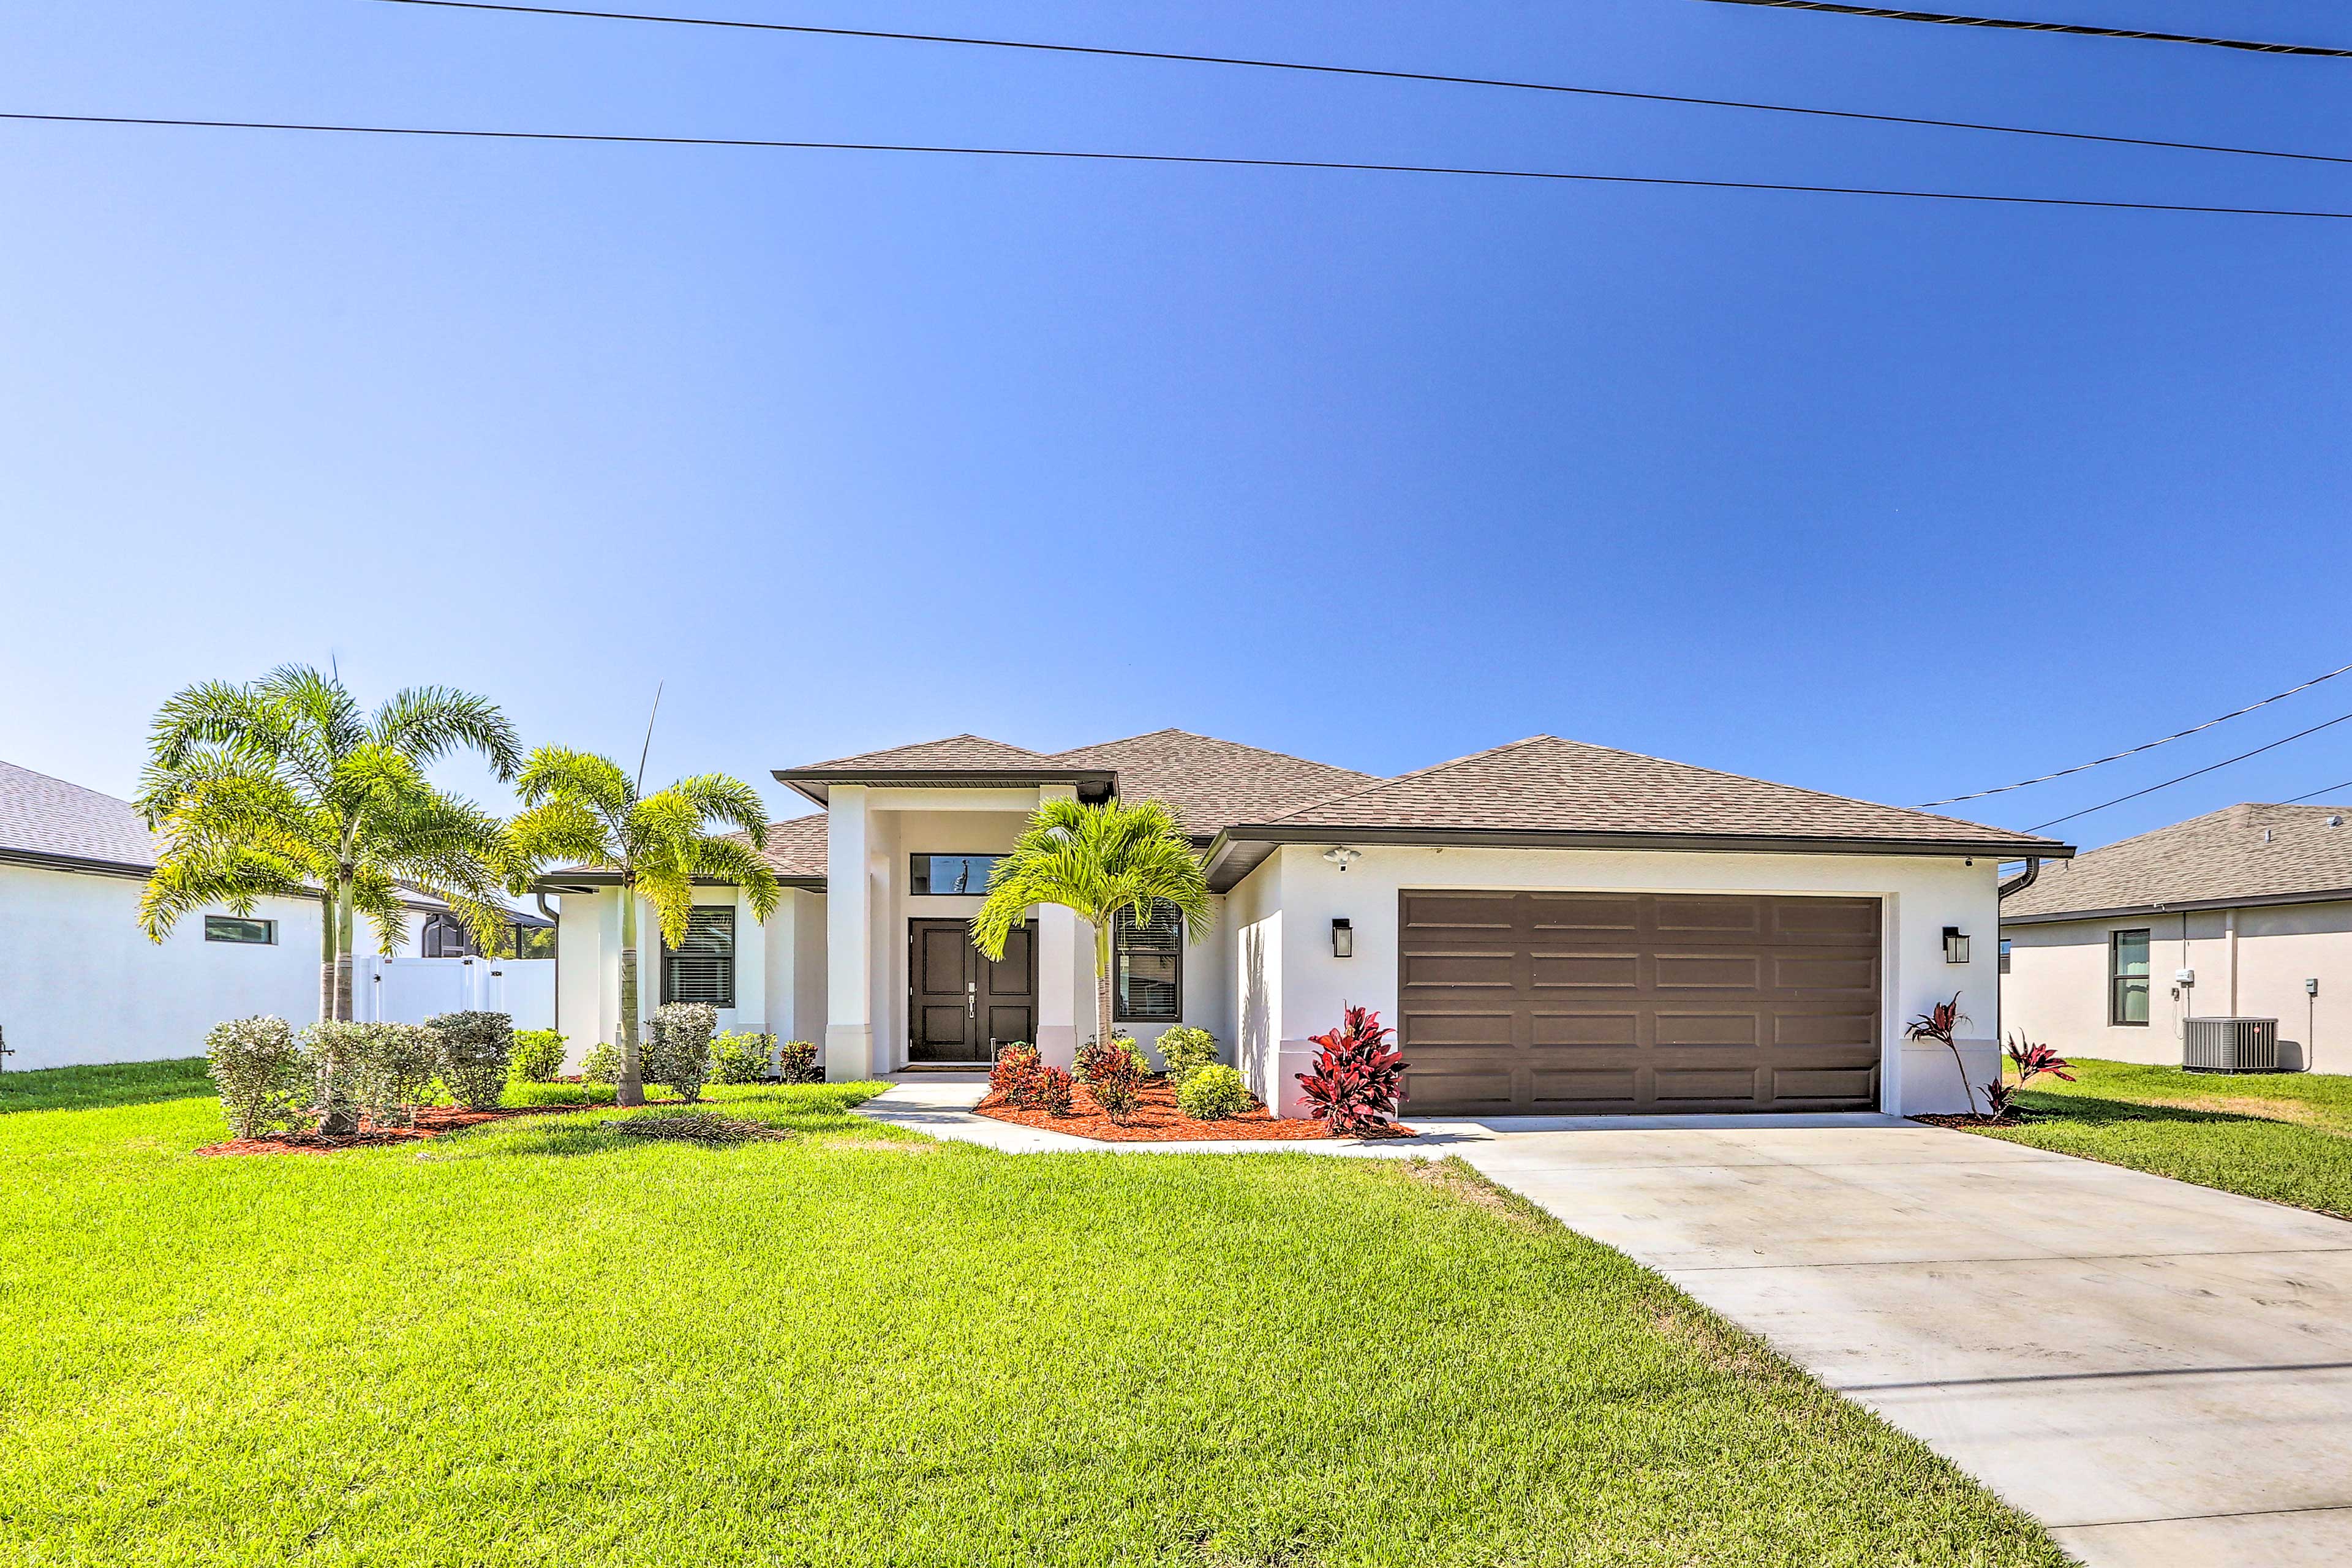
(4, 1, 2347, 849)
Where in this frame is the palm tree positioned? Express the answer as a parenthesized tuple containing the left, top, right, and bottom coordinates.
(137, 666, 522, 1025)
(971, 799, 1212, 1054)
(505, 748, 780, 1106)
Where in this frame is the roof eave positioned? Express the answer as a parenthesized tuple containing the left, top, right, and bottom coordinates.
(1201, 823, 2073, 892)
(770, 767, 1118, 807)
(0, 845, 160, 881)
(533, 869, 826, 894)
(2002, 884, 2352, 925)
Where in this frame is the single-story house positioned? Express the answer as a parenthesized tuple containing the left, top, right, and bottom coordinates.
(0, 758, 323, 1070)
(2000, 802, 2352, 1071)
(541, 729, 2070, 1117)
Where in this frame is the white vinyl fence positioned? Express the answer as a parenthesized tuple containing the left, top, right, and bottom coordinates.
(354, 956, 556, 1031)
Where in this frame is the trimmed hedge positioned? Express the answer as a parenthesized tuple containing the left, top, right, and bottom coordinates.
(1176, 1064, 1250, 1121)
(427, 1011, 513, 1110)
(205, 1016, 307, 1139)
(644, 1003, 719, 1103)
(510, 1029, 568, 1083)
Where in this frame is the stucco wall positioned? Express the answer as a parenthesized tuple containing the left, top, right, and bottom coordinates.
(1253, 842, 2003, 1117)
(2003, 901, 2352, 1071)
(0, 864, 322, 1069)
(1226, 855, 1285, 1111)
(552, 884, 782, 1071)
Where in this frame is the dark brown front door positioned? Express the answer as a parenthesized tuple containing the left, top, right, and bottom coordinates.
(1395, 891, 1881, 1115)
(908, 920, 1036, 1063)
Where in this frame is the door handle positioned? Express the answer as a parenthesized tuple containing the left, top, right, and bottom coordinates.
(967, 980, 976, 1019)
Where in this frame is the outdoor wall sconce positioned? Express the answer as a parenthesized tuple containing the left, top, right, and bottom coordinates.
(1332, 918, 1354, 959)
(1322, 846, 1360, 871)
(1943, 927, 1970, 965)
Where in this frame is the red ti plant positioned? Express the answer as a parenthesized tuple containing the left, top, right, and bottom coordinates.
(1984, 1033, 2075, 1121)
(1033, 1066, 1075, 1118)
(989, 1043, 1043, 1107)
(1295, 1005, 1406, 1136)
(1903, 992, 1980, 1118)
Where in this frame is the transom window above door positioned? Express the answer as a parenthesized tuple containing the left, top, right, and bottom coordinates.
(910, 854, 1003, 896)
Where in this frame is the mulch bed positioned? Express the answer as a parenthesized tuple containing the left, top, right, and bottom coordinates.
(195, 1101, 636, 1158)
(975, 1076, 1417, 1143)
(1912, 1112, 2035, 1131)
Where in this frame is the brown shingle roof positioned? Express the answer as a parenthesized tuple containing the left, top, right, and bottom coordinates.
(1041, 729, 1377, 838)
(748, 813, 827, 879)
(1268, 736, 2070, 854)
(0, 760, 164, 871)
(786, 734, 1044, 771)
(2002, 803, 2352, 920)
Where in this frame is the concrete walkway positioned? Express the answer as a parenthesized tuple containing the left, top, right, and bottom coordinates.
(861, 1079, 2352, 1567)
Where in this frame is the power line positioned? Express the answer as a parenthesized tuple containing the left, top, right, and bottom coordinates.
(10, 112, 2352, 221)
(1693, 1, 2352, 58)
(1920, 658, 2352, 805)
(2027, 712, 2352, 833)
(2283, 780, 2352, 806)
(364, 0, 2352, 168)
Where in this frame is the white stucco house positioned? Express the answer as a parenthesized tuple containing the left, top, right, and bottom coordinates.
(540, 730, 2071, 1117)
(2001, 802, 2352, 1071)
(0, 759, 325, 1071)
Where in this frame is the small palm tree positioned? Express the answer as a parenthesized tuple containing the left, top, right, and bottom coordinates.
(137, 665, 522, 1025)
(971, 799, 1212, 1053)
(506, 748, 779, 1106)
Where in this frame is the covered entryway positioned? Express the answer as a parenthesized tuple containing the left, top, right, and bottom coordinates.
(908, 919, 1036, 1065)
(1395, 890, 1881, 1115)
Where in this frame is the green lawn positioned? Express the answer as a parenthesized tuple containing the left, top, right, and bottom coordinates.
(0, 1063, 2065, 1566)
(1975, 1057, 2352, 1218)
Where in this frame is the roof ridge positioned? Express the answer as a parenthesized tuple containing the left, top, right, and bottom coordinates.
(1263, 735, 1551, 823)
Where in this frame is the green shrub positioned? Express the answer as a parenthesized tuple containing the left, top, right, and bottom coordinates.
(427, 1010, 513, 1110)
(579, 1042, 620, 1084)
(644, 1003, 719, 1103)
(1156, 1025, 1219, 1087)
(510, 1029, 568, 1083)
(204, 1016, 307, 1139)
(775, 1040, 820, 1084)
(300, 1019, 369, 1131)
(1176, 1064, 1250, 1121)
(307, 1021, 437, 1129)
(712, 1031, 774, 1084)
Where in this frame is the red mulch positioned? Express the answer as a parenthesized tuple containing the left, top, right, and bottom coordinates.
(195, 1102, 606, 1158)
(975, 1076, 1417, 1143)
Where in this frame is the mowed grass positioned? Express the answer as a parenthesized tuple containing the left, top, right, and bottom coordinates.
(0, 1066, 2065, 1567)
(1974, 1057, 2352, 1217)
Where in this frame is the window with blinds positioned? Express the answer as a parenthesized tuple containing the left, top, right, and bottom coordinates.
(663, 907, 736, 1008)
(1114, 900, 1182, 1023)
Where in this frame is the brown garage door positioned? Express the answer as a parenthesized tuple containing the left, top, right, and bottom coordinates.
(1396, 890, 1881, 1115)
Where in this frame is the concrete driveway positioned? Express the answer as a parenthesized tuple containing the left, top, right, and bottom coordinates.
(864, 1083, 2352, 1566)
(1446, 1118, 2352, 1568)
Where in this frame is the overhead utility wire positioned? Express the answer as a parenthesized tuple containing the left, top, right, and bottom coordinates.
(2285, 780, 2352, 806)
(1920, 658, 2352, 805)
(2027, 712, 2352, 833)
(11, 113, 2352, 221)
(1692, 1, 2352, 58)
(363, 0, 2352, 168)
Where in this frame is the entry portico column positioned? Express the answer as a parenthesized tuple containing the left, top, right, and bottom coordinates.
(824, 785, 873, 1081)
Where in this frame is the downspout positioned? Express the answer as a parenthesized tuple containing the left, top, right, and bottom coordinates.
(1997, 857, 2043, 899)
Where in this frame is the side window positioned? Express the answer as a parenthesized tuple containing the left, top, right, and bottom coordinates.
(1998, 938, 2012, 976)
(663, 908, 737, 1008)
(1112, 900, 1183, 1023)
(2109, 929, 2150, 1025)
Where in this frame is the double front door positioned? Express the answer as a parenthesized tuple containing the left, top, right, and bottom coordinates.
(908, 919, 1036, 1063)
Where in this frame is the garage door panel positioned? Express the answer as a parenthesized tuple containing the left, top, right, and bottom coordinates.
(1398, 890, 1879, 1115)
(1531, 1012, 1640, 1047)
(1653, 953, 1763, 990)
(1401, 951, 1516, 989)
(1531, 952, 1640, 990)
(1653, 1011, 1760, 1047)
(1402, 1010, 1516, 1047)
(1531, 1069, 1639, 1105)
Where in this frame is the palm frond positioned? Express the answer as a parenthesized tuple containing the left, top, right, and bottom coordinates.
(688, 836, 782, 921)
(138, 844, 311, 942)
(516, 747, 634, 820)
(665, 774, 770, 846)
(372, 686, 523, 779)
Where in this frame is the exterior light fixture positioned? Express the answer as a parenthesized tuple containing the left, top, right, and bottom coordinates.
(1943, 926, 1970, 965)
(1332, 918, 1354, 958)
(1322, 846, 1360, 871)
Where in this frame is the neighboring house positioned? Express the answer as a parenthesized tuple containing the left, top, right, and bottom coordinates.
(541, 729, 2069, 1117)
(0, 759, 320, 1071)
(402, 891, 556, 960)
(2001, 802, 2352, 1071)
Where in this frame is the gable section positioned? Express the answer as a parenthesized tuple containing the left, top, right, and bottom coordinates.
(1043, 729, 1378, 838)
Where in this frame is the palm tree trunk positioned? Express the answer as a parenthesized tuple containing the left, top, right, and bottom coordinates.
(617, 888, 645, 1107)
(333, 872, 356, 1023)
(1094, 921, 1116, 1050)
(317, 889, 336, 1023)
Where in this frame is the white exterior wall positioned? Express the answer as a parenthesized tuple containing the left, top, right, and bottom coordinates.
(0, 864, 322, 1070)
(1254, 842, 2002, 1117)
(1227, 856, 1286, 1112)
(552, 883, 809, 1072)
(2003, 900, 2352, 1071)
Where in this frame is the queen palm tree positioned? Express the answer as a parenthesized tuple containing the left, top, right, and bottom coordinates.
(137, 666, 522, 1025)
(505, 747, 780, 1106)
(971, 799, 1212, 1055)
